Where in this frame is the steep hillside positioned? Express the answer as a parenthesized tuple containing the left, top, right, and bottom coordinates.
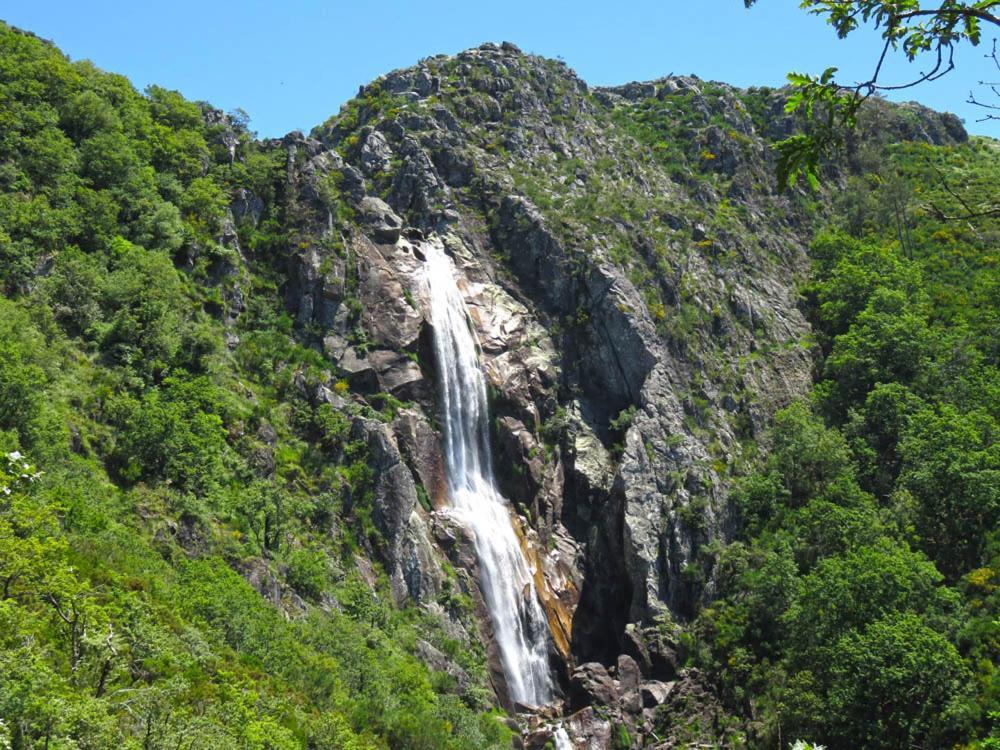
(0, 23, 996, 750)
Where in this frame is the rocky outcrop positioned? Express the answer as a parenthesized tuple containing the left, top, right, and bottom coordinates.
(569, 662, 618, 708)
(349, 417, 424, 602)
(646, 669, 744, 749)
(236, 558, 308, 616)
(393, 408, 448, 507)
(358, 196, 404, 243)
(530, 655, 693, 748)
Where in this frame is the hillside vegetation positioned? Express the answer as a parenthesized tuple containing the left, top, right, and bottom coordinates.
(0, 23, 507, 750)
(690, 137, 1000, 748)
(0, 21, 997, 750)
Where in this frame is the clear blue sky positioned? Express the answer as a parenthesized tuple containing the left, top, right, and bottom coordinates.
(3, 1, 997, 138)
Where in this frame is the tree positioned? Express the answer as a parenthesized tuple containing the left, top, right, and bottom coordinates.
(822, 287, 932, 417)
(898, 403, 1000, 577)
(782, 541, 958, 667)
(826, 613, 972, 748)
(744, 0, 1000, 199)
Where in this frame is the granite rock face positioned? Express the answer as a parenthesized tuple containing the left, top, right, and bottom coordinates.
(233, 41, 967, 743)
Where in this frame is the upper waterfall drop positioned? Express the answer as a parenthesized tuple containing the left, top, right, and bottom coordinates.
(422, 238, 554, 707)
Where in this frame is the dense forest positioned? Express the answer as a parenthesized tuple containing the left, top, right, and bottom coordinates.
(689, 143, 1000, 747)
(0, 19, 997, 750)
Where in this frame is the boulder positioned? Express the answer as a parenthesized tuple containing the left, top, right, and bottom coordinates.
(563, 707, 612, 749)
(358, 196, 403, 243)
(361, 129, 393, 175)
(617, 652, 644, 716)
(569, 662, 618, 709)
(622, 623, 679, 681)
(617, 654, 641, 693)
(646, 669, 734, 748)
(640, 680, 674, 709)
(337, 347, 380, 392)
(367, 349, 427, 399)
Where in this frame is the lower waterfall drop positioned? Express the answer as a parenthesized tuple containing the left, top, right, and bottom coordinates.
(423, 238, 554, 707)
(553, 727, 573, 750)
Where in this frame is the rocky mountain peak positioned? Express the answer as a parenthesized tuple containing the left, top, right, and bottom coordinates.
(281, 41, 820, 669)
(269, 44, 973, 677)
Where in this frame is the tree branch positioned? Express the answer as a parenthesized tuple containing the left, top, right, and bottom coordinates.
(967, 39, 1000, 118)
(924, 157, 1000, 220)
(895, 7, 1000, 27)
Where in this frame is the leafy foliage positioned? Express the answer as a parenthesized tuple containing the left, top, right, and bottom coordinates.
(693, 136, 1000, 748)
(745, 0, 1000, 190)
(0, 22, 507, 749)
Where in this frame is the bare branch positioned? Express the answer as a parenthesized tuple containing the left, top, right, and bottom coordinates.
(927, 202, 1000, 219)
(923, 157, 1000, 220)
(967, 39, 1000, 117)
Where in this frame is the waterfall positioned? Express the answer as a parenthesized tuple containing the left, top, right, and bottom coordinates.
(423, 239, 554, 707)
(553, 727, 573, 749)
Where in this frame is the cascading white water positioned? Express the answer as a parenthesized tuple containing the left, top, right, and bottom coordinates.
(553, 727, 573, 749)
(423, 239, 554, 707)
